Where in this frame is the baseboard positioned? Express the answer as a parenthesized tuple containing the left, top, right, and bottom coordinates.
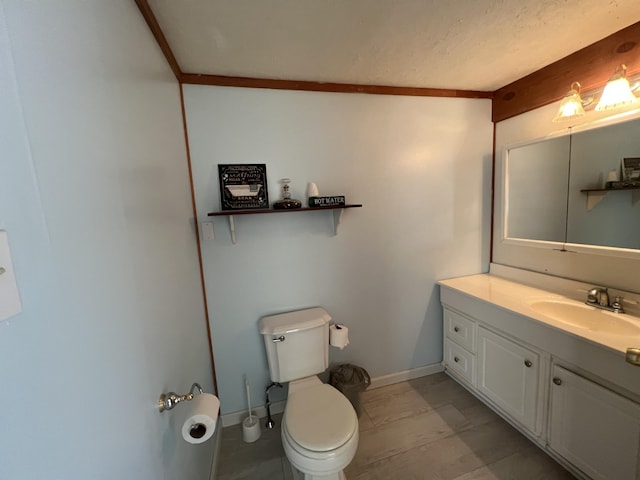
(220, 400, 286, 428)
(220, 363, 444, 427)
(368, 362, 444, 390)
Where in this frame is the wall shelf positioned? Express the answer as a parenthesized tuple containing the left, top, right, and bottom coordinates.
(207, 204, 363, 244)
(579, 186, 640, 211)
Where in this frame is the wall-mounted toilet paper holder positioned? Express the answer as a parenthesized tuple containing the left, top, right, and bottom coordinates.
(158, 382, 204, 413)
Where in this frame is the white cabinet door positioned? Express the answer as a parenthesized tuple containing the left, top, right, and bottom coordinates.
(549, 365, 640, 480)
(477, 326, 540, 432)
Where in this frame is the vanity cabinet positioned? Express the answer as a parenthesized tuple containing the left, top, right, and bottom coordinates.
(477, 326, 541, 433)
(549, 365, 640, 480)
(439, 276, 640, 480)
(443, 307, 543, 434)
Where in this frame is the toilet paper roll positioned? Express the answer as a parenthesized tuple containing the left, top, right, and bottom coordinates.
(329, 324, 350, 350)
(181, 393, 220, 444)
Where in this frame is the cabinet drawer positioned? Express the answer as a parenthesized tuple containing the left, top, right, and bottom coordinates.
(444, 308, 476, 352)
(444, 339, 475, 385)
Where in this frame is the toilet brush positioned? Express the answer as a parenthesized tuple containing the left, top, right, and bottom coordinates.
(242, 377, 261, 443)
(246, 377, 253, 424)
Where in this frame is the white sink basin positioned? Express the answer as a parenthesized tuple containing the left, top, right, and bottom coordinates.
(529, 300, 640, 337)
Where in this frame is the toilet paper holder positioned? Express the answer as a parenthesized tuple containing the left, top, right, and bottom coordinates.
(158, 382, 204, 413)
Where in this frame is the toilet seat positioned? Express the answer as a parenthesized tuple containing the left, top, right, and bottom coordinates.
(284, 383, 357, 452)
(282, 386, 359, 479)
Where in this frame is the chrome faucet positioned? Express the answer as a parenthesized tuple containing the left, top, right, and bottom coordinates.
(586, 287, 624, 313)
(587, 287, 609, 307)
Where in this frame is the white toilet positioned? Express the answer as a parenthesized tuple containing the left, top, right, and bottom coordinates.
(260, 307, 359, 480)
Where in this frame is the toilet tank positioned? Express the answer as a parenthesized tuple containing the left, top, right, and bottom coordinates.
(259, 307, 332, 383)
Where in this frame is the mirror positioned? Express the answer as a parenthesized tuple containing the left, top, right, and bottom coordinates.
(505, 116, 640, 254)
(506, 136, 570, 243)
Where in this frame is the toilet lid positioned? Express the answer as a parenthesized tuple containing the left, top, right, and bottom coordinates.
(285, 384, 357, 452)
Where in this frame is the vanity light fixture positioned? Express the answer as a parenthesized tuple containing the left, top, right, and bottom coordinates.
(552, 82, 589, 122)
(594, 64, 639, 111)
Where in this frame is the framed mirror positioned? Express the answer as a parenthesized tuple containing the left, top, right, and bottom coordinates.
(504, 116, 640, 258)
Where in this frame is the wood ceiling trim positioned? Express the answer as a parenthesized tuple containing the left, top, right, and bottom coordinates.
(134, 1, 218, 392)
(180, 73, 493, 99)
(493, 21, 640, 123)
(178, 84, 218, 395)
(135, 0, 182, 81)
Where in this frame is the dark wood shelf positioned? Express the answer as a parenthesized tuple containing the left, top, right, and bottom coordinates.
(207, 204, 362, 216)
(207, 204, 363, 244)
(580, 186, 640, 193)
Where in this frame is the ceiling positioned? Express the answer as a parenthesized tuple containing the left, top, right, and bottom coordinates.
(147, 0, 640, 92)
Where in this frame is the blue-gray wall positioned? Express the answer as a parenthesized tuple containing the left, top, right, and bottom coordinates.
(184, 85, 493, 415)
(0, 2, 213, 478)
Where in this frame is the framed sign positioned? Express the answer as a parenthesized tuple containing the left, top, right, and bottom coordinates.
(218, 164, 269, 210)
(622, 157, 640, 182)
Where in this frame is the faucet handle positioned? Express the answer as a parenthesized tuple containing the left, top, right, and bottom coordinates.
(611, 296, 625, 313)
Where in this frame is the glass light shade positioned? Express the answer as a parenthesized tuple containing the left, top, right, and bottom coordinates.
(552, 82, 586, 122)
(595, 65, 639, 111)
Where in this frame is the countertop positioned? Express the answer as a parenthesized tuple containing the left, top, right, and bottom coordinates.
(439, 273, 640, 355)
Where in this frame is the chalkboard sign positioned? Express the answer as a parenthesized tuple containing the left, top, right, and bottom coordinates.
(218, 164, 269, 210)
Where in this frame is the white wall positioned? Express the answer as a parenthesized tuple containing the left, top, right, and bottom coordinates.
(494, 103, 640, 293)
(0, 2, 213, 479)
(184, 85, 493, 414)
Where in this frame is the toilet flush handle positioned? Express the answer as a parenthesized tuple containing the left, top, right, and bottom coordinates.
(272, 335, 286, 343)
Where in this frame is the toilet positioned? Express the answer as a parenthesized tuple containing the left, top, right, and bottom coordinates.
(260, 307, 359, 480)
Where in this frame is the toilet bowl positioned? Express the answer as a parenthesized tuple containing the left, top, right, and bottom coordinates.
(281, 376, 359, 480)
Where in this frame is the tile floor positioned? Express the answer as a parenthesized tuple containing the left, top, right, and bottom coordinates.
(216, 373, 576, 480)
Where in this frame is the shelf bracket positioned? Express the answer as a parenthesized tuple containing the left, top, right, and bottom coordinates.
(228, 216, 236, 244)
(333, 208, 344, 235)
(584, 189, 640, 211)
(586, 191, 607, 211)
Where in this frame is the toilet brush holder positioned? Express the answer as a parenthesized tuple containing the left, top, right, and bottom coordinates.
(242, 412, 261, 443)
